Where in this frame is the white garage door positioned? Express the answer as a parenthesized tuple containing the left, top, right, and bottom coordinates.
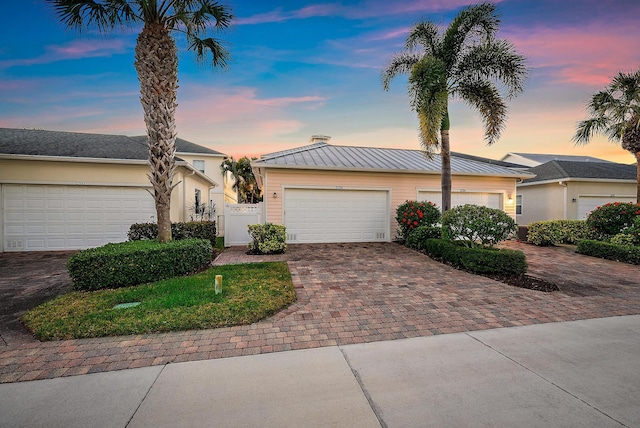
(2, 184, 155, 252)
(578, 196, 637, 219)
(417, 191, 501, 209)
(284, 188, 389, 243)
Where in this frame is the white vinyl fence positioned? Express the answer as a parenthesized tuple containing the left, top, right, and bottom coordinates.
(223, 203, 264, 246)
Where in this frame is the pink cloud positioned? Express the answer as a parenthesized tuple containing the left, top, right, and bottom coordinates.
(0, 39, 130, 69)
(505, 23, 640, 87)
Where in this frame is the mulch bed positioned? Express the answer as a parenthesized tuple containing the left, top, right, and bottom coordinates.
(483, 273, 559, 292)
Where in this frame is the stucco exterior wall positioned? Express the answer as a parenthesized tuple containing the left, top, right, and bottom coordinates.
(176, 153, 226, 217)
(0, 158, 213, 223)
(262, 168, 518, 237)
(517, 180, 637, 224)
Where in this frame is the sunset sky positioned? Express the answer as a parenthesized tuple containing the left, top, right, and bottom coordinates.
(1, 0, 639, 163)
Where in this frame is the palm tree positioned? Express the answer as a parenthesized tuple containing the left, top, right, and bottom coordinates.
(382, 2, 527, 211)
(220, 156, 262, 203)
(573, 69, 640, 200)
(48, 0, 233, 242)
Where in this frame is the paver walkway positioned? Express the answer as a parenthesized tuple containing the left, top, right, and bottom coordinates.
(1, 242, 639, 383)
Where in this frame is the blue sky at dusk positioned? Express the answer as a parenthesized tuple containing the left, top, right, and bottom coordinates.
(1, 0, 639, 162)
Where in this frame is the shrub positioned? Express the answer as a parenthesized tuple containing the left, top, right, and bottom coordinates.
(247, 223, 287, 254)
(577, 240, 640, 265)
(405, 225, 442, 252)
(586, 202, 640, 237)
(527, 220, 594, 246)
(424, 238, 527, 275)
(441, 204, 516, 248)
(395, 200, 440, 240)
(128, 221, 217, 246)
(67, 239, 213, 291)
(610, 233, 636, 246)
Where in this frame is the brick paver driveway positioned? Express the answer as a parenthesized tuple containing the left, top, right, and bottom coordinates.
(1, 242, 639, 383)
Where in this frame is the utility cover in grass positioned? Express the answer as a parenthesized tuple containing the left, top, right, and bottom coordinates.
(113, 302, 141, 309)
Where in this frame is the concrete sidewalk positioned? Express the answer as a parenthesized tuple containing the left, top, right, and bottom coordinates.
(2, 315, 638, 428)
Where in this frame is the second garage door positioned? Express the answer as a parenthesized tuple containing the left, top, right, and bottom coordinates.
(3, 184, 156, 251)
(283, 188, 389, 243)
(577, 196, 637, 219)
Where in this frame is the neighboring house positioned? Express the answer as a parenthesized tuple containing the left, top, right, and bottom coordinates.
(516, 160, 637, 225)
(500, 152, 612, 167)
(129, 135, 227, 216)
(251, 136, 533, 244)
(0, 128, 225, 252)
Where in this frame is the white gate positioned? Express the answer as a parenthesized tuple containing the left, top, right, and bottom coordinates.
(223, 203, 264, 246)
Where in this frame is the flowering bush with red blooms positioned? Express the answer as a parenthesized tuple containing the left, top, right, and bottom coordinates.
(586, 202, 640, 237)
(396, 200, 440, 240)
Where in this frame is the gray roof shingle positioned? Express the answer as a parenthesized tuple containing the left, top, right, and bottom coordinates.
(523, 160, 637, 183)
(254, 142, 532, 178)
(0, 128, 225, 160)
(505, 152, 612, 164)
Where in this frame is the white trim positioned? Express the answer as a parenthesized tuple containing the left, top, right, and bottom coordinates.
(518, 177, 636, 187)
(176, 151, 226, 157)
(0, 179, 152, 187)
(255, 164, 532, 179)
(577, 193, 636, 198)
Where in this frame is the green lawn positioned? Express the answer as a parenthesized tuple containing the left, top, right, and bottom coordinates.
(22, 262, 295, 341)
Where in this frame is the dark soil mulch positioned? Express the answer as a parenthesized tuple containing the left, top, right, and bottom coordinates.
(483, 273, 559, 292)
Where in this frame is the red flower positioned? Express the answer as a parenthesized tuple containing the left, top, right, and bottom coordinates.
(622, 211, 627, 215)
(413, 221, 418, 226)
(418, 210, 423, 218)
(635, 210, 640, 215)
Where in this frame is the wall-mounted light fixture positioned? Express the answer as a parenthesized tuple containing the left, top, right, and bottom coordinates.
(273, 192, 277, 199)
(572, 198, 577, 203)
(507, 194, 514, 204)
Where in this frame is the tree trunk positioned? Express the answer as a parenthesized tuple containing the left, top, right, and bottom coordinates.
(134, 23, 178, 243)
(440, 112, 452, 212)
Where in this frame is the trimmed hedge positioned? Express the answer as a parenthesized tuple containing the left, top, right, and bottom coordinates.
(527, 220, 594, 246)
(424, 238, 527, 276)
(67, 239, 213, 291)
(405, 225, 442, 252)
(576, 240, 640, 265)
(128, 221, 217, 246)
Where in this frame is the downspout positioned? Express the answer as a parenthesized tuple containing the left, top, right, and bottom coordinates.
(559, 181, 567, 219)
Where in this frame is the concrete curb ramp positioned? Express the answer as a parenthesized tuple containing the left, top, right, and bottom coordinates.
(1, 315, 638, 427)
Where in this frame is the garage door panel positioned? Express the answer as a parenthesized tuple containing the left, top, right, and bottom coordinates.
(3, 184, 155, 251)
(418, 191, 501, 209)
(578, 196, 636, 219)
(284, 189, 389, 244)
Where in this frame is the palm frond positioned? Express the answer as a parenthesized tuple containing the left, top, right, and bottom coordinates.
(188, 36, 230, 66)
(405, 21, 442, 56)
(47, 0, 139, 31)
(381, 52, 420, 90)
(456, 80, 506, 144)
(454, 39, 528, 98)
(409, 58, 448, 150)
(441, 2, 498, 70)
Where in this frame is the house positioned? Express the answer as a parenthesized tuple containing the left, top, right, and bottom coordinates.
(251, 136, 534, 244)
(500, 152, 613, 167)
(0, 128, 226, 252)
(515, 160, 637, 225)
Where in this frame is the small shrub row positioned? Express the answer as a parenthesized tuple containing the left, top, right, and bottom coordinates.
(128, 221, 217, 246)
(247, 223, 287, 254)
(576, 240, 640, 265)
(527, 220, 594, 246)
(67, 239, 213, 291)
(424, 238, 527, 276)
(405, 225, 442, 252)
(442, 205, 516, 248)
(396, 200, 440, 241)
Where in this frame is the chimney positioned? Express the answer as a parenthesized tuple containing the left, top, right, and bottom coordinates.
(309, 134, 331, 144)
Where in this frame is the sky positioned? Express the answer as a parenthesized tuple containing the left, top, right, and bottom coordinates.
(1, 0, 639, 163)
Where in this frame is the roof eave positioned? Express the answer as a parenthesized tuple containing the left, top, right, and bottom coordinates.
(519, 177, 637, 186)
(0, 153, 148, 165)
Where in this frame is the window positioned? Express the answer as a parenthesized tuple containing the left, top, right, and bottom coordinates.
(195, 189, 203, 214)
(516, 194, 523, 215)
(192, 159, 205, 174)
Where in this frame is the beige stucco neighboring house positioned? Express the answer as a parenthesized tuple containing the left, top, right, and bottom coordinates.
(515, 160, 637, 225)
(0, 128, 225, 252)
(251, 136, 534, 244)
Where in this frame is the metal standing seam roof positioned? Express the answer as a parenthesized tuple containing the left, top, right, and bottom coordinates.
(253, 142, 532, 177)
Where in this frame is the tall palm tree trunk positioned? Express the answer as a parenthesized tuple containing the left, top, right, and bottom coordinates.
(135, 23, 178, 242)
(440, 112, 452, 211)
(635, 153, 640, 202)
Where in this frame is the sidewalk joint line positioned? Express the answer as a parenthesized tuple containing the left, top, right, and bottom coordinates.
(465, 333, 629, 428)
(339, 346, 387, 428)
(125, 364, 166, 427)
